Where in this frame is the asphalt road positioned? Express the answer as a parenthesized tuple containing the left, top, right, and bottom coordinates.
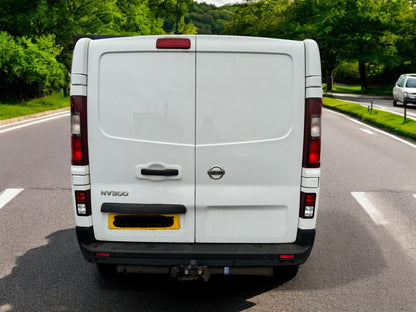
(0, 109, 416, 311)
(329, 92, 416, 120)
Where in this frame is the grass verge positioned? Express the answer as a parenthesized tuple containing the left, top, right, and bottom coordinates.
(323, 97, 416, 141)
(323, 83, 392, 96)
(0, 93, 69, 121)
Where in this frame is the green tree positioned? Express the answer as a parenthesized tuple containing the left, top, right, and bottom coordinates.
(0, 32, 67, 101)
(149, 0, 196, 34)
(226, 0, 416, 92)
(117, 0, 164, 35)
(187, 1, 232, 34)
(226, 0, 290, 37)
(330, 0, 411, 91)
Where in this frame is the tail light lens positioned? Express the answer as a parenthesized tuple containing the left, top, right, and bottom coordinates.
(71, 96, 89, 165)
(300, 192, 316, 218)
(156, 38, 191, 49)
(75, 190, 91, 216)
(303, 98, 322, 168)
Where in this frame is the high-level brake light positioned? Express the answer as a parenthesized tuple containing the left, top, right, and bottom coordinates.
(156, 38, 191, 49)
(303, 98, 322, 168)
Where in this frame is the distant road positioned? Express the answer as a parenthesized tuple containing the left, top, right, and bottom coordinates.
(328, 92, 416, 120)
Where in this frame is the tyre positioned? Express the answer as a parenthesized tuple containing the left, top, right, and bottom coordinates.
(393, 99, 398, 106)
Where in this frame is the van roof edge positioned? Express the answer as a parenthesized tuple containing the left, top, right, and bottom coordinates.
(73, 35, 129, 47)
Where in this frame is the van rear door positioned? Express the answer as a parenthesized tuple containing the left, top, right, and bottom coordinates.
(88, 36, 196, 243)
(195, 37, 305, 243)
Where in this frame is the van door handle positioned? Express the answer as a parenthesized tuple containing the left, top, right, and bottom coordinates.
(141, 168, 179, 176)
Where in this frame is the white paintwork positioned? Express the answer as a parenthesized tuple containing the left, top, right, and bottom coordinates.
(304, 39, 321, 77)
(70, 35, 322, 244)
(301, 177, 319, 188)
(71, 38, 90, 75)
(71, 165, 89, 175)
(306, 76, 322, 88)
(72, 175, 90, 186)
(87, 36, 196, 242)
(71, 74, 87, 86)
(306, 87, 323, 98)
(195, 36, 304, 243)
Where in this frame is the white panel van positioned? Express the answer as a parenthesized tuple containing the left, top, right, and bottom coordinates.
(70, 35, 322, 280)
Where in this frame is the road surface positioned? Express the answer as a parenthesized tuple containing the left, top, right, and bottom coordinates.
(0, 109, 415, 311)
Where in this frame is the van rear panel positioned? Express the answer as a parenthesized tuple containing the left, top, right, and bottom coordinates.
(71, 35, 321, 271)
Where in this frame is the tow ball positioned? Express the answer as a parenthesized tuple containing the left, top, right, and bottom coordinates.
(170, 260, 210, 281)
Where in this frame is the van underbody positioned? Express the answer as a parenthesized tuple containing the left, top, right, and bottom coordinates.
(77, 226, 314, 280)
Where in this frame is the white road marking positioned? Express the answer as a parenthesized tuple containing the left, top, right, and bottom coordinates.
(359, 128, 374, 135)
(0, 188, 24, 210)
(326, 108, 416, 149)
(351, 192, 389, 226)
(413, 194, 416, 199)
(0, 112, 69, 134)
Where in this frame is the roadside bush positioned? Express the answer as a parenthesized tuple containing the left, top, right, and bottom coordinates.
(0, 31, 67, 102)
(334, 61, 360, 84)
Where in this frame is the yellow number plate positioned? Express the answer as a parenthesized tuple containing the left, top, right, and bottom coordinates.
(108, 214, 180, 230)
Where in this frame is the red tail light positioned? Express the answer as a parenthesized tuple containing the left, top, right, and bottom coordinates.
(300, 192, 316, 218)
(71, 96, 89, 165)
(156, 38, 191, 49)
(75, 190, 91, 216)
(96, 253, 110, 257)
(303, 98, 322, 168)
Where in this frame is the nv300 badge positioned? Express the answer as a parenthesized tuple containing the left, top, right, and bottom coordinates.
(101, 191, 129, 196)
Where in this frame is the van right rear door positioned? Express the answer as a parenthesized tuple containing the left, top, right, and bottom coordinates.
(195, 36, 306, 243)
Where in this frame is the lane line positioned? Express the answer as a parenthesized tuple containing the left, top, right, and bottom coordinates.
(0, 110, 69, 129)
(325, 108, 416, 149)
(413, 194, 416, 199)
(359, 128, 374, 135)
(0, 112, 69, 134)
(351, 192, 389, 226)
(0, 188, 24, 210)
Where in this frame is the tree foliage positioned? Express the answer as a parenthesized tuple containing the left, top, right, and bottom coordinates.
(149, 0, 196, 34)
(226, 0, 416, 91)
(186, 1, 232, 34)
(0, 0, 167, 100)
(1, 0, 416, 100)
(0, 32, 67, 101)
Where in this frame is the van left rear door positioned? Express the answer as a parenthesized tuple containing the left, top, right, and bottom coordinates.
(87, 36, 196, 243)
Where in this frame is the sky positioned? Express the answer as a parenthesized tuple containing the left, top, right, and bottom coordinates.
(195, 0, 243, 6)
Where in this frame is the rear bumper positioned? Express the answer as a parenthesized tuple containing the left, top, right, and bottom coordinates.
(76, 227, 315, 267)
